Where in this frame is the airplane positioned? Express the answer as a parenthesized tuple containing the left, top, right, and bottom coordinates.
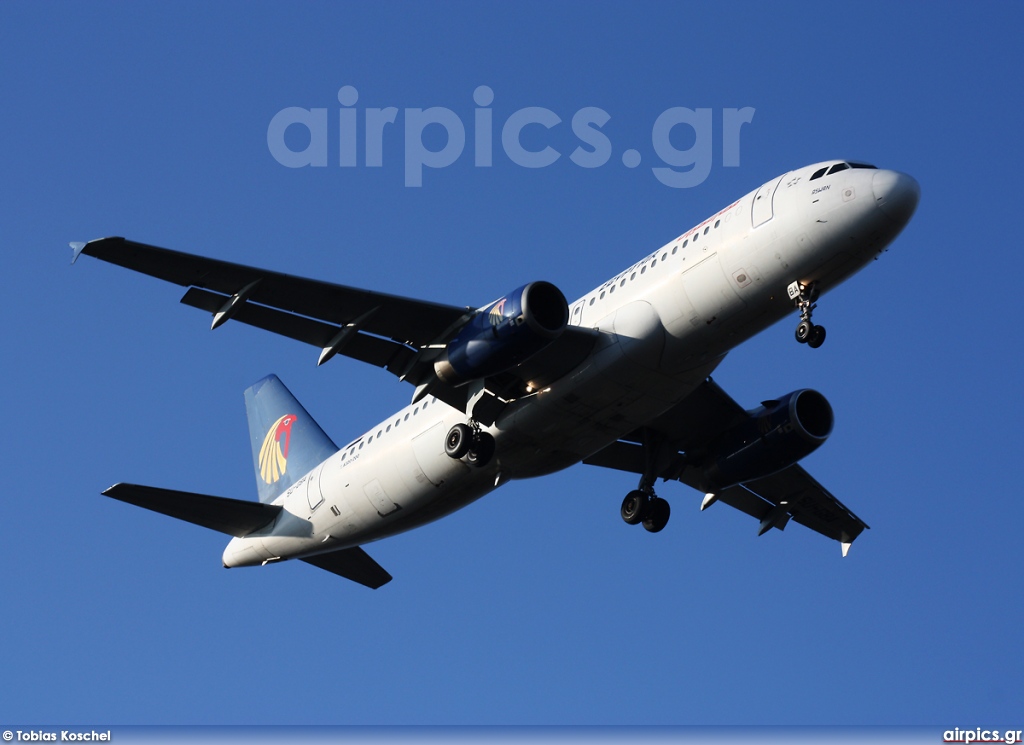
(72, 159, 919, 588)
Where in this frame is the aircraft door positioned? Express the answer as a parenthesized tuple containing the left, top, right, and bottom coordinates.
(307, 464, 325, 510)
(751, 175, 784, 228)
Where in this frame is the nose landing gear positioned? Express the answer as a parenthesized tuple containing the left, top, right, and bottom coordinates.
(789, 281, 826, 348)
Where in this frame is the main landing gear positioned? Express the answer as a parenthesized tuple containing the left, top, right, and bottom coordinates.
(444, 422, 496, 468)
(619, 430, 672, 533)
(621, 490, 671, 533)
(789, 281, 826, 349)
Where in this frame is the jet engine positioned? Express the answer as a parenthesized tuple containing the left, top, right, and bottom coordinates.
(700, 389, 833, 490)
(434, 281, 568, 385)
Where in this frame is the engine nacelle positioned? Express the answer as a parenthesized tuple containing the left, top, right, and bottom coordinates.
(434, 281, 568, 386)
(701, 389, 833, 490)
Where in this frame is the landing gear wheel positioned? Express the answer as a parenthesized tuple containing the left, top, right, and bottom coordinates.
(807, 324, 826, 349)
(795, 320, 813, 344)
(792, 281, 825, 348)
(642, 498, 671, 533)
(466, 432, 496, 468)
(444, 423, 472, 459)
(621, 490, 649, 525)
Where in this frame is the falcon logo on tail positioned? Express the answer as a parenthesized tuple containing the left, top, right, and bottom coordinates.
(259, 414, 297, 484)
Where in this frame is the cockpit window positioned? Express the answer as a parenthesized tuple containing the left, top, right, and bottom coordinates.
(827, 162, 850, 175)
(848, 162, 877, 169)
(810, 167, 828, 181)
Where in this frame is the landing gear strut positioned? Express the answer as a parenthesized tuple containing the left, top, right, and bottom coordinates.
(789, 281, 826, 348)
(445, 422, 495, 468)
(619, 430, 672, 533)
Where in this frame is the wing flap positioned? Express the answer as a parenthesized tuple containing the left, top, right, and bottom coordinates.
(181, 287, 417, 373)
(81, 237, 469, 348)
(301, 547, 393, 589)
(102, 483, 281, 537)
(582, 440, 645, 474)
(741, 466, 868, 543)
(711, 484, 777, 523)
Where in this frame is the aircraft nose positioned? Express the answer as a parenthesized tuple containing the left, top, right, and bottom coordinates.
(872, 169, 920, 225)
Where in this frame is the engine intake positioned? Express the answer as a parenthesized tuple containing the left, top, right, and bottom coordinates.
(434, 281, 568, 385)
(701, 389, 833, 490)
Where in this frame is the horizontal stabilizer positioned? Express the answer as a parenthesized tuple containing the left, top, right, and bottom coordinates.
(301, 547, 393, 589)
(103, 483, 281, 537)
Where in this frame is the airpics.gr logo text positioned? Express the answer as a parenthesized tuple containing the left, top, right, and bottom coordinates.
(267, 86, 755, 188)
(943, 728, 1024, 744)
(259, 414, 297, 485)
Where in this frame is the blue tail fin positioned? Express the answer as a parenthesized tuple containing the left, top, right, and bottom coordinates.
(243, 375, 338, 504)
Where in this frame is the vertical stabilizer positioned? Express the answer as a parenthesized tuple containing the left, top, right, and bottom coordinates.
(244, 375, 338, 504)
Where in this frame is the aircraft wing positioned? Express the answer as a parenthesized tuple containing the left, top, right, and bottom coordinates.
(76, 236, 470, 373)
(73, 237, 597, 417)
(583, 379, 869, 552)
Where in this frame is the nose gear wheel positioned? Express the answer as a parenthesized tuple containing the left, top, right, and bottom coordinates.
(790, 281, 826, 348)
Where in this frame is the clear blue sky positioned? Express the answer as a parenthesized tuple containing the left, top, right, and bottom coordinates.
(1, 1, 1021, 726)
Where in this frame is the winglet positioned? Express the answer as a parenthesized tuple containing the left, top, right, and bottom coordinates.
(69, 241, 87, 264)
(841, 541, 852, 558)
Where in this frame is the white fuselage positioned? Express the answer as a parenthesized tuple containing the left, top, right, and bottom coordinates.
(223, 161, 917, 568)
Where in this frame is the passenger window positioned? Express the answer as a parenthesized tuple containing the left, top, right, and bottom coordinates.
(683, 239, 688, 247)
(810, 167, 828, 180)
(671, 246, 677, 255)
(714, 220, 720, 228)
(703, 226, 709, 235)
(630, 272, 636, 280)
